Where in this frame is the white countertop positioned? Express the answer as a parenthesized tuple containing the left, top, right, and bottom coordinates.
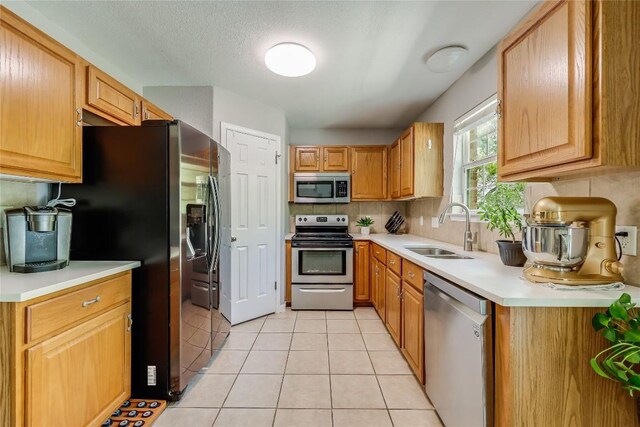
(286, 232, 640, 307)
(0, 261, 141, 302)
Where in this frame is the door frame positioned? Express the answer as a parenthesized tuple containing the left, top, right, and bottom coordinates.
(220, 122, 284, 316)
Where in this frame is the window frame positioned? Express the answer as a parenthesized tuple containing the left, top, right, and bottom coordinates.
(452, 95, 498, 214)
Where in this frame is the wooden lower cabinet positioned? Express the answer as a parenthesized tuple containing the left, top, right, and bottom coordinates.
(370, 257, 386, 321)
(0, 272, 132, 427)
(385, 269, 402, 345)
(354, 241, 371, 302)
(401, 283, 424, 383)
(27, 303, 131, 427)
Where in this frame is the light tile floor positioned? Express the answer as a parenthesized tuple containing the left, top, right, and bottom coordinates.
(156, 307, 443, 427)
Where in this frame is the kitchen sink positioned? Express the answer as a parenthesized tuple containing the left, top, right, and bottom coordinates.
(405, 246, 473, 260)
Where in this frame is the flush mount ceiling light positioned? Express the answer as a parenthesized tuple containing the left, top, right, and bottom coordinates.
(265, 43, 316, 77)
(426, 45, 468, 73)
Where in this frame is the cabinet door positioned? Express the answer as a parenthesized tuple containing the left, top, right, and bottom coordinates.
(370, 256, 379, 309)
(354, 242, 371, 302)
(323, 146, 349, 171)
(87, 65, 140, 125)
(498, 0, 591, 179)
(402, 283, 424, 382)
(351, 146, 388, 200)
(0, 9, 82, 182)
(26, 303, 131, 427)
(141, 99, 172, 121)
(385, 270, 402, 346)
(294, 146, 321, 171)
(400, 127, 415, 197)
(389, 139, 401, 199)
(376, 263, 387, 322)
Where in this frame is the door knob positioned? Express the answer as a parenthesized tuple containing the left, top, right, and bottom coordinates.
(231, 236, 237, 242)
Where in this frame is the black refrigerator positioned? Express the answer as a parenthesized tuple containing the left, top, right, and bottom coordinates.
(63, 120, 231, 400)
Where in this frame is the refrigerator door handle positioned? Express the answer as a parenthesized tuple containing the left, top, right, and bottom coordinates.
(209, 175, 221, 273)
(206, 176, 215, 270)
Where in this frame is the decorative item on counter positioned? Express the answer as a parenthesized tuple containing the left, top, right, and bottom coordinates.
(590, 293, 640, 421)
(478, 183, 527, 267)
(385, 211, 405, 234)
(356, 216, 374, 235)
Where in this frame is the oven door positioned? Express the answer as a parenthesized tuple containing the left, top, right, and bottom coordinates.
(292, 245, 354, 284)
(294, 176, 335, 204)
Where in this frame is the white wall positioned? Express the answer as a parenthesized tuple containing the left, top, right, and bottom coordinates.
(413, 47, 498, 197)
(4, 1, 141, 92)
(213, 86, 287, 145)
(143, 86, 214, 138)
(289, 128, 403, 146)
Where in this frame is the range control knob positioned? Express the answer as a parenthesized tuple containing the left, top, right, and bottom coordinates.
(303, 218, 307, 222)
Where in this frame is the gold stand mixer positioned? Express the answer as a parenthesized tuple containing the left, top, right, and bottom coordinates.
(522, 197, 624, 285)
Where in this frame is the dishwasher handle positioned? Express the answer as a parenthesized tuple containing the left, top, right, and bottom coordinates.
(424, 271, 489, 315)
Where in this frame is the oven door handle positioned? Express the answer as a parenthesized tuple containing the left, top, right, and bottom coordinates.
(298, 288, 347, 293)
(291, 243, 354, 249)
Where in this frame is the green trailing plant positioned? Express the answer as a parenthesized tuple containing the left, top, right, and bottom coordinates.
(591, 293, 640, 396)
(356, 216, 374, 227)
(478, 183, 525, 242)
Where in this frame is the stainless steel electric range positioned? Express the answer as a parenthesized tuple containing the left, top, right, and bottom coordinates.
(291, 215, 354, 310)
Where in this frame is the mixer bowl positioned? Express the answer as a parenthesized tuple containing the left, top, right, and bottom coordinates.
(522, 225, 589, 267)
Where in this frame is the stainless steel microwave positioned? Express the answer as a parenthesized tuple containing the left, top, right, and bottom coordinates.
(293, 173, 350, 204)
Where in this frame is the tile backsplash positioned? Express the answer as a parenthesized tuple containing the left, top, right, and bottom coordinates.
(405, 170, 640, 285)
(0, 180, 45, 266)
(289, 201, 407, 234)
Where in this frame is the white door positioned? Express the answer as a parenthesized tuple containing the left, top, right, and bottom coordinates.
(225, 126, 279, 324)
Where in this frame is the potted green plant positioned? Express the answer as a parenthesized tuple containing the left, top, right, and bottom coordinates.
(356, 216, 374, 235)
(478, 183, 526, 266)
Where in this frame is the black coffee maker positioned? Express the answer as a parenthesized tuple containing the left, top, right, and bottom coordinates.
(3, 206, 72, 273)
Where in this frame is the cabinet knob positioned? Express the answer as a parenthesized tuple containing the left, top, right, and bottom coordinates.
(408, 271, 415, 278)
(76, 108, 83, 127)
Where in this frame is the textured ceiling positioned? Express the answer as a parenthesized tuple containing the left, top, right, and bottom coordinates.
(25, 0, 536, 128)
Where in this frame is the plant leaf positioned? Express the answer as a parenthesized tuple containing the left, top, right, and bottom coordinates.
(590, 358, 613, 380)
(610, 302, 629, 321)
(592, 312, 611, 331)
(620, 293, 632, 304)
(624, 329, 640, 343)
(602, 328, 618, 342)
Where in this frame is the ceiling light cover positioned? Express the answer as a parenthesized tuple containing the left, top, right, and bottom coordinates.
(265, 43, 316, 77)
(426, 46, 468, 73)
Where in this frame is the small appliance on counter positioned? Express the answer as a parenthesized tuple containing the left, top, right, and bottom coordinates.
(2, 206, 72, 273)
(291, 215, 354, 310)
(522, 197, 624, 285)
(385, 211, 405, 234)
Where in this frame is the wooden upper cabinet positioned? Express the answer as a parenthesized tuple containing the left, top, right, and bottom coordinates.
(498, 0, 640, 181)
(400, 127, 415, 197)
(354, 241, 370, 302)
(498, 0, 591, 179)
(141, 99, 172, 121)
(323, 146, 349, 171)
(294, 146, 321, 171)
(351, 146, 387, 200)
(390, 123, 444, 200)
(389, 139, 401, 198)
(0, 7, 82, 182)
(86, 65, 141, 126)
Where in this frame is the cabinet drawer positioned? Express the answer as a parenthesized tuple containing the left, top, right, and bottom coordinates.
(387, 251, 401, 275)
(26, 273, 131, 343)
(402, 260, 423, 292)
(372, 243, 387, 264)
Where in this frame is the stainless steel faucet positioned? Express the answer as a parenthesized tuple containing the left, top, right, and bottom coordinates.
(439, 202, 474, 251)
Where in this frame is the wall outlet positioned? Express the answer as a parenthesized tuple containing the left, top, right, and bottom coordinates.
(419, 216, 424, 226)
(432, 217, 439, 228)
(616, 225, 638, 256)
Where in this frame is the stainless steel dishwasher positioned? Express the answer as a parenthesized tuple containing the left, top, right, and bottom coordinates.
(424, 272, 493, 427)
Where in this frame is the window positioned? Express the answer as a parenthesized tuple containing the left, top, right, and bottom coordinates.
(452, 96, 498, 211)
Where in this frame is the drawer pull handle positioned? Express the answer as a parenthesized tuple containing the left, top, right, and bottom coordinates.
(127, 313, 133, 332)
(82, 296, 101, 308)
(389, 260, 395, 265)
(408, 271, 415, 278)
